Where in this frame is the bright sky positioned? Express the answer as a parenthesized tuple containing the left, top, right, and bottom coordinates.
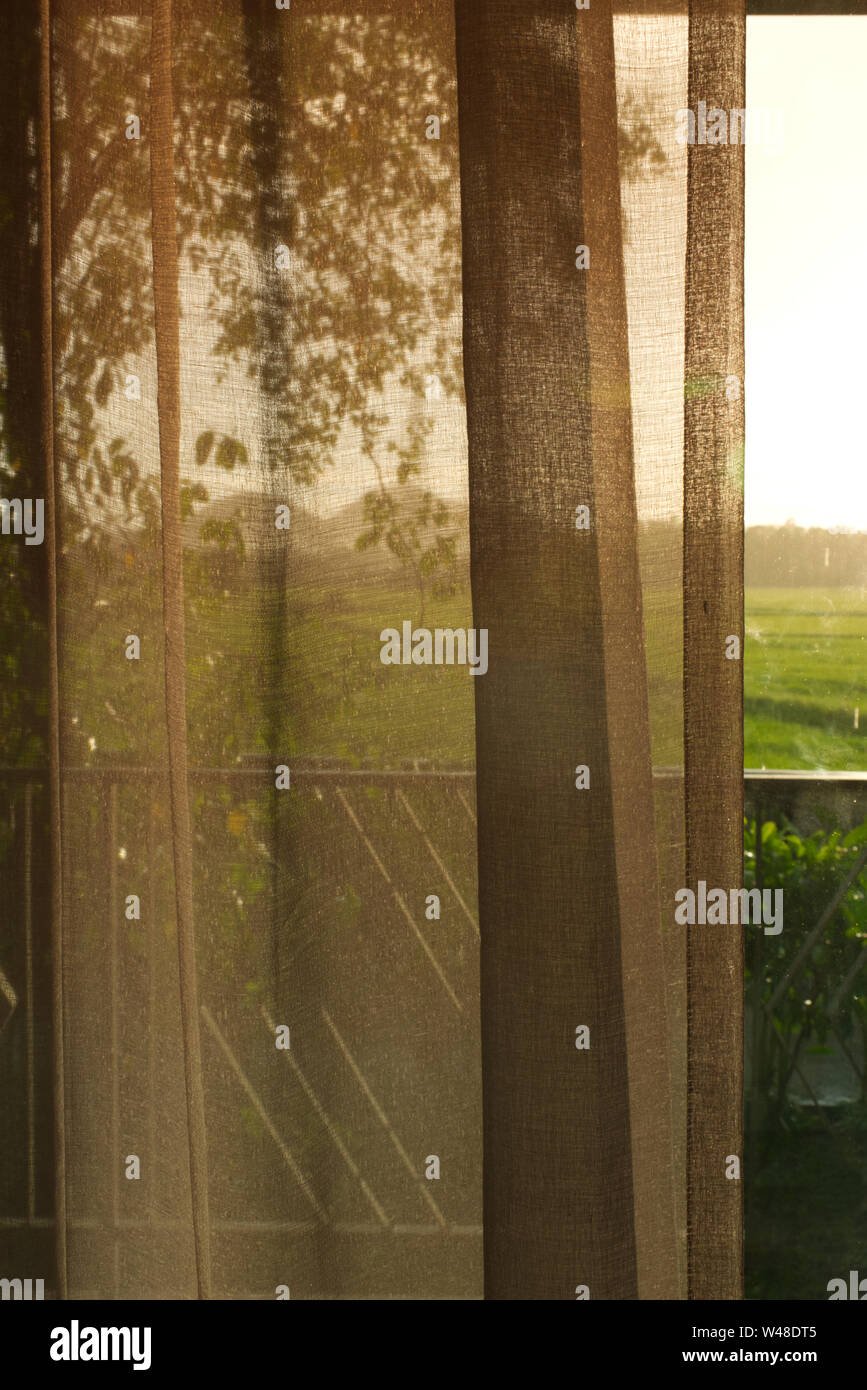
(746, 16, 867, 530)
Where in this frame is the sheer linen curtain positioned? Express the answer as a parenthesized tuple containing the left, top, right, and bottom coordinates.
(0, 0, 743, 1300)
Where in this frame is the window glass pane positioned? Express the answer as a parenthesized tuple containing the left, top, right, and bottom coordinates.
(745, 14, 867, 1303)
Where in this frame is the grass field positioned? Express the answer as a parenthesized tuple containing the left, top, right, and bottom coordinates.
(288, 580, 867, 772)
(280, 575, 867, 772)
(304, 580, 867, 772)
(746, 587, 867, 771)
(60, 555, 867, 773)
(281, 580, 478, 765)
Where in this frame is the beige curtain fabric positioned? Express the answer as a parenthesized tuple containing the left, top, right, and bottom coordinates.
(0, 0, 743, 1300)
(683, 1, 745, 1302)
(456, 0, 743, 1302)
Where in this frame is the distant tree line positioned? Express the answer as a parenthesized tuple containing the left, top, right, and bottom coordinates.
(636, 521, 867, 588)
(745, 524, 867, 588)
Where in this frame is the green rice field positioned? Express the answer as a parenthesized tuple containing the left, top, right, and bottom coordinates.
(745, 587, 867, 771)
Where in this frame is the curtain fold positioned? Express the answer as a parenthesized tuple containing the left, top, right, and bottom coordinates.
(683, 0, 745, 1302)
(455, 0, 680, 1301)
(456, 0, 744, 1299)
(149, 0, 212, 1299)
(38, 0, 69, 1305)
(0, 0, 744, 1300)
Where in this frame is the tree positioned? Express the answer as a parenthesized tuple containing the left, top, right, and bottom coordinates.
(0, 2, 461, 761)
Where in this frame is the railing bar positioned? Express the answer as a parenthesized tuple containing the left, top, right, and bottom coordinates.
(34, 1290, 483, 1301)
(199, 1004, 329, 1223)
(767, 1021, 834, 1133)
(109, 780, 119, 1299)
(333, 787, 464, 1015)
(749, 805, 765, 1134)
(65, 767, 477, 782)
(24, 781, 35, 1223)
(744, 770, 867, 782)
(828, 942, 867, 1020)
(0, 1215, 482, 1234)
(455, 786, 477, 827)
(766, 844, 867, 1013)
(5, 764, 867, 782)
(395, 789, 479, 939)
(147, 797, 157, 1228)
(261, 1006, 391, 1230)
(828, 1019, 864, 1092)
(321, 1007, 447, 1227)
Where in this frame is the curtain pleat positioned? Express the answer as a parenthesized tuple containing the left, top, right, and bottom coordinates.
(38, 0, 69, 1304)
(456, 0, 744, 1299)
(576, 6, 680, 1302)
(148, 0, 212, 1299)
(683, 0, 745, 1302)
(456, 0, 681, 1302)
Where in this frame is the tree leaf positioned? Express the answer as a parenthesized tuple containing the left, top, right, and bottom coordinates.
(195, 430, 215, 468)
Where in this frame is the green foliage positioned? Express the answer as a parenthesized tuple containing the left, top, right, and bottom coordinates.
(745, 814, 867, 1132)
(617, 91, 667, 178)
(356, 483, 457, 625)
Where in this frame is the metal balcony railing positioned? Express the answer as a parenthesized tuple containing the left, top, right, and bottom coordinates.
(2, 763, 866, 1296)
